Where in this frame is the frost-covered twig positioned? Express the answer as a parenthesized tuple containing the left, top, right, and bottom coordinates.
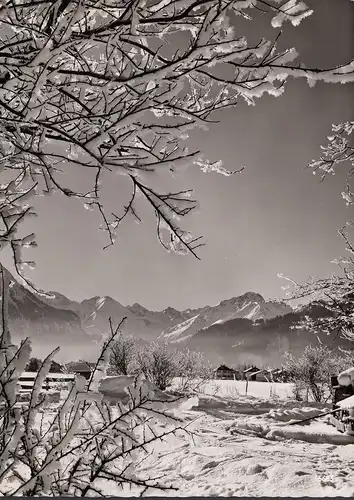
(279, 122, 354, 345)
(1, 0, 353, 287)
(0, 309, 194, 496)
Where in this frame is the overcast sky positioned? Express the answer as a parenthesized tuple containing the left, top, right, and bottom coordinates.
(4, 0, 354, 311)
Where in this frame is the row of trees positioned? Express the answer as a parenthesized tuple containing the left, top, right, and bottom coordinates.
(25, 358, 64, 373)
(108, 336, 354, 404)
(24, 339, 214, 395)
(108, 337, 354, 405)
(109, 334, 213, 392)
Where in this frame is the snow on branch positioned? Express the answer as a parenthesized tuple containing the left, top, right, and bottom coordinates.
(308, 121, 354, 186)
(0, 0, 352, 286)
(277, 116, 354, 344)
(0, 302, 196, 496)
(279, 222, 354, 344)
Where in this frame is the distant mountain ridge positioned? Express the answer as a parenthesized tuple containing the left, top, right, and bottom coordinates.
(159, 292, 292, 343)
(1, 267, 350, 365)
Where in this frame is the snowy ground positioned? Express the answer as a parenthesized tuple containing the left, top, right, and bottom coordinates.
(172, 378, 297, 401)
(103, 380, 354, 496)
(9, 382, 354, 497)
(129, 395, 354, 497)
(51, 383, 353, 497)
(197, 379, 295, 400)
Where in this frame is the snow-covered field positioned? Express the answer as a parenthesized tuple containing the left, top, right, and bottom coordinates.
(8, 381, 354, 497)
(78, 380, 354, 497)
(133, 390, 354, 497)
(95, 391, 354, 497)
(194, 379, 295, 401)
(130, 379, 354, 497)
(138, 412, 354, 497)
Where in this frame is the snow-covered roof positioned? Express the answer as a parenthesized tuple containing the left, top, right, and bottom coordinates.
(215, 364, 236, 372)
(66, 361, 92, 372)
(337, 394, 354, 409)
(248, 370, 264, 376)
(243, 366, 260, 373)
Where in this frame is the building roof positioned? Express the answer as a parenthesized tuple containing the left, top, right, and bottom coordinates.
(66, 361, 92, 372)
(243, 366, 260, 373)
(215, 364, 234, 372)
(248, 370, 264, 376)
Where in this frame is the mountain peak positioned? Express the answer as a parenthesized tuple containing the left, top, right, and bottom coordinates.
(160, 291, 292, 343)
(162, 306, 179, 314)
(218, 292, 265, 308)
(81, 295, 117, 305)
(128, 303, 149, 313)
(242, 291, 265, 302)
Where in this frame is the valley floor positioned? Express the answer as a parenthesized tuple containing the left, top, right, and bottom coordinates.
(131, 397, 354, 497)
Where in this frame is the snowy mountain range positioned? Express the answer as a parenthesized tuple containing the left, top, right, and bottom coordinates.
(159, 292, 292, 343)
(2, 268, 350, 365)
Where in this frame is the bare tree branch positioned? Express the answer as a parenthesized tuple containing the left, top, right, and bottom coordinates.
(0, 0, 353, 290)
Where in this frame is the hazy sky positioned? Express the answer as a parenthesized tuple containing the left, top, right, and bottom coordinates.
(4, 0, 354, 311)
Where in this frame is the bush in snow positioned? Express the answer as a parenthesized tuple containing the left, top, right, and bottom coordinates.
(173, 348, 214, 394)
(283, 344, 352, 403)
(24, 358, 42, 372)
(109, 334, 139, 376)
(291, 381, 308, 402)
(49, 361, 64, 373)
(136, 342, 177, 391)
(131, 341, 212, 393)
(0, 270, 191, 496)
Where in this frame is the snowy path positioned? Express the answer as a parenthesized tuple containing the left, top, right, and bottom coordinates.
(132, 406, 354, 497)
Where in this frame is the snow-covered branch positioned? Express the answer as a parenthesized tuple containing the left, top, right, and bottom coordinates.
(0, 303, 193, 496)
(1, 0, 353, 284)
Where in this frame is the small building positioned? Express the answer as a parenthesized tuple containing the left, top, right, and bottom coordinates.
(267, 368, 286, 382)
(243, 366, 263, 381)
(214, 364, 238, 380)
(255, 370, 272, 382)
(272, 368, 290, 383)
(65, 360, 93, 380)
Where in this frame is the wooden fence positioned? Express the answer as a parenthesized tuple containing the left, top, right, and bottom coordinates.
(18, 372, 76, 392)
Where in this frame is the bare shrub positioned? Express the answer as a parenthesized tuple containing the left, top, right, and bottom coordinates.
(136, 342, 176, 391)
(291, 381, 308, 402)
(173, 348, 214, 394)
(283, 344, 352, 403)
(109, 334, 138, 376)
(133, 341, 213, 394)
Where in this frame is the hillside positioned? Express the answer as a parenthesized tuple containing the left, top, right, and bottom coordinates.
(4, 269, 92, 362)
(183, 306, 353, 367)
(2, 268, 351, 365)
(159, 292, 292, 343)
